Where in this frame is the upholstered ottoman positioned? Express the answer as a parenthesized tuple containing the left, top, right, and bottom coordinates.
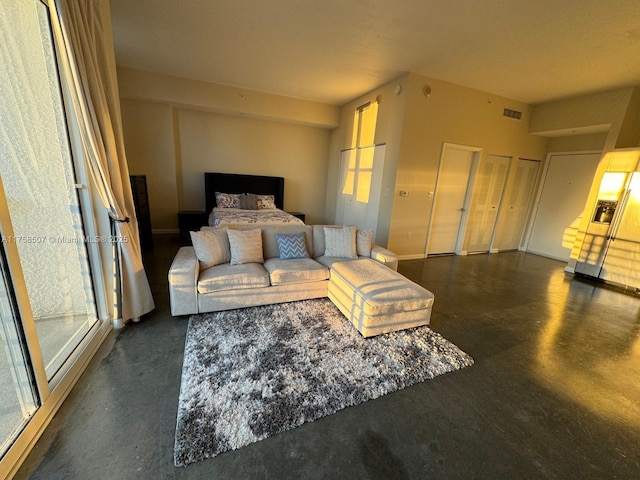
(328, 258, 434, 337)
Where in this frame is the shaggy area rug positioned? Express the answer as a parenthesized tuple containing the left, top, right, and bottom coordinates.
(174, 298, 473, 466)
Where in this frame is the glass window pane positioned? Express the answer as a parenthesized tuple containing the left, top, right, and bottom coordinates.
(0, 247, 38, 457)
(0, 1, 97, 380)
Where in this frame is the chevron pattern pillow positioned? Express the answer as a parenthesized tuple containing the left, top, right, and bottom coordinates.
(276, 232, 310, 260)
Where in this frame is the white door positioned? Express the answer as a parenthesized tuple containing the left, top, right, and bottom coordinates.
(465, 155, 510, 253)
(427, 145, 477, 254)
(494, 158, 540, 251)
(527, 152, 601, 261)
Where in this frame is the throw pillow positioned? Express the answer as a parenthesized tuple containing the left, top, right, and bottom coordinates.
(190, 229, 231, 269)
(356, 229, 374, 257)
(256, 194, 276, 210)
(276, 232, 310, 260)
(241, 193, 258, 210)
(215, 192, 242, 209)
(324, 225, 357, 258)
(227, 228, 264, 265)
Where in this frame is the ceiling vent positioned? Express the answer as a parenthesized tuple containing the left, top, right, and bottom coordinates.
(503, 108, 523, 120)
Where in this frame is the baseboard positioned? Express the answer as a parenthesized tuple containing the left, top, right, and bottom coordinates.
(397, 254, 427, 260)
(152, 228, 180, 234)
(490, 248, 499, 253)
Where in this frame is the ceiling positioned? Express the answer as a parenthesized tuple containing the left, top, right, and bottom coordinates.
(110, 0, 640, 106)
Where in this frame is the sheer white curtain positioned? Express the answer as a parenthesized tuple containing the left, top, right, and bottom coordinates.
(49, 0, 154, 325)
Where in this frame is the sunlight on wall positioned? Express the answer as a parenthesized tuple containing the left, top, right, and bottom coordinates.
(342, 100, 378, 204)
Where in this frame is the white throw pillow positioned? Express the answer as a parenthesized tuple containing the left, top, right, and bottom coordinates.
(227, 228, 264, 265)
(356, 229, 374, 257)
(190, 229, 231, 269)
(323, 226, 358, 258)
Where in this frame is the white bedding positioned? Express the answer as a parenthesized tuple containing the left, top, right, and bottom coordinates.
(208, 208, 304, 228)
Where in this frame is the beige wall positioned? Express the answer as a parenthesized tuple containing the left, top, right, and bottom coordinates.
(530, 87, 635, 152)
(387, 73, 548, 256)
(117, 68, 338, 230)
(546, 132, 608, 153)
(177, 109, 330, 221)
(120, 100, 178, 230)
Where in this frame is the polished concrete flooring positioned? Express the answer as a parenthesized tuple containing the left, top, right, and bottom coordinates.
(14, 235, 640, 479)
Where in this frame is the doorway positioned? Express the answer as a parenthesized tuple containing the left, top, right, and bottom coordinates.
(426, 144, 482, 255)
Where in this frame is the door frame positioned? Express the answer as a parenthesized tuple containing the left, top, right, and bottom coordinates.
(424, 143, 483, 256)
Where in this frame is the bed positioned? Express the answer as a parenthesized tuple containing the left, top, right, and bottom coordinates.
(204, 172, 304, 228)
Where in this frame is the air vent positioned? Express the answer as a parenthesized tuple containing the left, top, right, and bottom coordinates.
(503, 108, 523, 120)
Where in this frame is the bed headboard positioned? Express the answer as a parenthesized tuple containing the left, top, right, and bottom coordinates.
(204, 172, 285, 213)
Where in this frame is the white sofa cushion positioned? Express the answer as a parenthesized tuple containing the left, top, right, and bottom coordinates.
(263, 258, 329, 286)
(197, 263, 269, 294)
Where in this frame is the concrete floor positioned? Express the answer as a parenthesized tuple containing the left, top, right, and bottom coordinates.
(14, 234, 640, 479)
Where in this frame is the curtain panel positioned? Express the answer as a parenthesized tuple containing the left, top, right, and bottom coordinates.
(50, 0, 154, 324)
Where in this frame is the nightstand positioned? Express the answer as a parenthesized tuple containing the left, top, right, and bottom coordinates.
(178, 210, 208, 244)
(287, 211, 306, 223)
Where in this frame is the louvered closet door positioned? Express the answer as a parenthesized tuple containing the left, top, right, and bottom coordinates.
(494, 159, 540, 251)
(465, 155, 510, 253)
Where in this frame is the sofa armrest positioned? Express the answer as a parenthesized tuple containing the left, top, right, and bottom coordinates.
(168, 246, 200, 316)
(370, 245, 399, 271)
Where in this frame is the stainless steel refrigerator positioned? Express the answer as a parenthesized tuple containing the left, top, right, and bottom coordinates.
(575, 166, 640, 290)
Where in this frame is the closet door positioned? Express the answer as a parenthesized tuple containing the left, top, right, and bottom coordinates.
(464, 155, 509, 253)
(494, 159, 540, 251)
(427, 146, 476, 255)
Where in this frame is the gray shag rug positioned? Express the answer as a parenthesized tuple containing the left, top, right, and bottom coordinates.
(174, 298, 473, 466)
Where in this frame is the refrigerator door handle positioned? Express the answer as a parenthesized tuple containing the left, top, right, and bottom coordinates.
(609, 189, 631, 240)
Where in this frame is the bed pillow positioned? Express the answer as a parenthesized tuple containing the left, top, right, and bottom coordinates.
(227, 228, 264, 264)
(276, 232, 310, 260)
(323, 226, 358, 258)
(356, 229, 374, 257)
(215, 192, 242, 209)
(190, 229, 231, 269)
(241, 193, 258, 210)
(256, 194, 277, 210)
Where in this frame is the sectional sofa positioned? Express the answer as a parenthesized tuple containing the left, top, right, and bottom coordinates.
(168, 224, 434, 337)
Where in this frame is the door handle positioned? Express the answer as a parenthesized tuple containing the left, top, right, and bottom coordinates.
(458, 208, 466, 212)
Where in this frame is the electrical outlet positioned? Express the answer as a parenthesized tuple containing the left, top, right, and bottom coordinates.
(427, 191, 434, 198)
